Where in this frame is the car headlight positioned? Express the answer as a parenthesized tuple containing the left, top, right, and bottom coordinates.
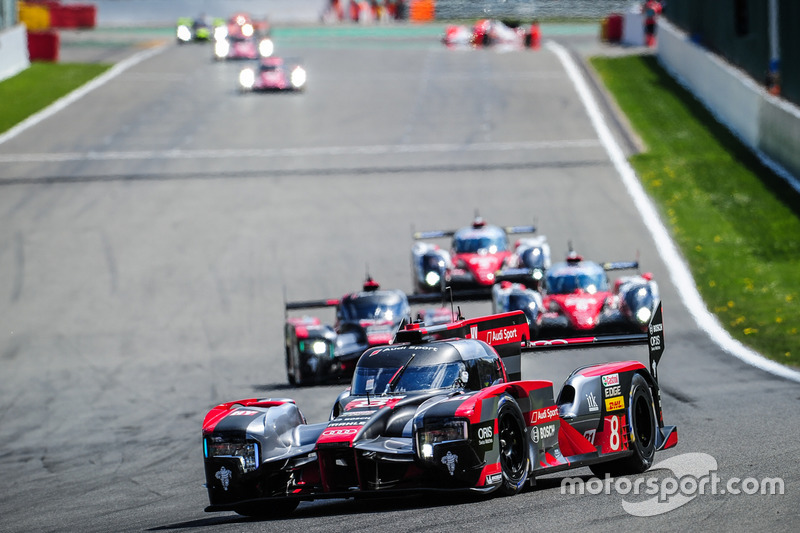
(215, 40, 230, 58)
(176, 25, 192, 42)
(635, 306, 652, 324)
(417, 420, 468, 459)
(239, 68, 255, 88)
(290, 66, 306, 88)
(258, 38, 274, 57)
(242, 23, 254, 37)
(425, 271, 440, 287)
(311, 340, 327, 355)
(204, 438, 259, 473)
(214, 26, 227, 40)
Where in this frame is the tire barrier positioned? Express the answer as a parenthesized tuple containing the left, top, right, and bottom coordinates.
(27, 30, 60, 61)
(19, 2, 97, 30)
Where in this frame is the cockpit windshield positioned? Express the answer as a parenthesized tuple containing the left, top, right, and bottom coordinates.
(546, 265, 608, 295)
(339, 293, 407, 323)
(453, 227, 507, 254)
(352, 362, 466, 395)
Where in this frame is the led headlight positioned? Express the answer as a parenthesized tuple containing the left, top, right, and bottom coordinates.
(215, 40, 230, 58)
(214, 26, 227, 40)
(290, 66, 307, 88)
(176, 25, 192, 42)
(242, 23, 254, 37)
(259, 38, 274, 57)
(239, 68, 255, 89)
(425, 271, 440, 287)
(417, 420, 468, 458)
(205, 438, 259, 472)
(636, 306, 652, 324)
(311, 340, 327, 355)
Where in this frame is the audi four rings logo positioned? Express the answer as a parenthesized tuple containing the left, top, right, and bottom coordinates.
(531, 339, 570, 346)
(323, 428, 358, 436)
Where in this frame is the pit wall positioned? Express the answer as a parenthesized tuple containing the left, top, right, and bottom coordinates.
(657, 17, 800, 187)
(0, 24, 30, 82)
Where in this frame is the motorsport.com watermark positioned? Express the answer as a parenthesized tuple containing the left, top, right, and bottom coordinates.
(560, 453, 785, 516)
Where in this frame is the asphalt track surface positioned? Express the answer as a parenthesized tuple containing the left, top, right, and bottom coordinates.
(1, 27, 798, 533)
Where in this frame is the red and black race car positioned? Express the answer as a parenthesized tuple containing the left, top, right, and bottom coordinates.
(410, 215, 540, 294)
(284, 277, 456, 386)
(202, 302, 676, 517)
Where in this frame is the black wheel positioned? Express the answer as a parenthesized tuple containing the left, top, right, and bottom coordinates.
(496, 396, 529, 495)
(590, 374, 656, 477)
(234, 499, 298, 518)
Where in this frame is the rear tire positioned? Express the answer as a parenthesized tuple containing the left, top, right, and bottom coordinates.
(496, 397, 529, 495)
(590, 374, 656, 477)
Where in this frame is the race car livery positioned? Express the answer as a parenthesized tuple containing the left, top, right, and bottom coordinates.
(411, 215, 539, 294)
(203, 302, 676, 518)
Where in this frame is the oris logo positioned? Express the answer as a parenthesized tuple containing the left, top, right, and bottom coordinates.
(477, 427, 493, 441)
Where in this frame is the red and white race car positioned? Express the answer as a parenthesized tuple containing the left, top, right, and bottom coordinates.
(538, 250, 660, 336)
(410, 215, 540, 294)
(443, 19, 540, 49)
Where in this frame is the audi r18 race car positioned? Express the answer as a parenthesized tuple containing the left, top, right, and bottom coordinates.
(492, 281, 543, 339)
(411, 216, 540, 294)
(238, 57, 307, 92)
(284, 277, 456, 386)
(202, 303, 676, 517)
(533, 249, 660, 337)
(443, 19, 540, 49)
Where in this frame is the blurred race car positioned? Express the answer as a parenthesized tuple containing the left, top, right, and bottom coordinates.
(176, 15, 223, 43)
(492, 281, 543, 340)
(411, 215, 539, 294)
(216, 12, 270, 41)
(214, 34, 274, 60)
(201, 303, 676, 518)
(535, 249, 660, 336)
(443, 19, 540, 49)
(238, 57, 307, 92)
(284, 277, 409, 386)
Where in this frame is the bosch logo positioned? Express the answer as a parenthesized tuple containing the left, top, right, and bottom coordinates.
(477, 427, 493, 441)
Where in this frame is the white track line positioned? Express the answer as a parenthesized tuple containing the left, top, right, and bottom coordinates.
(547, 40, 800, 383)
(0, 44, 166, 147)
(0, 139, 600, 163)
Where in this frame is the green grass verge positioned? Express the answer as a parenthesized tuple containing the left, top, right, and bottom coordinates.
(590, 55, 800, 367)
(0, 62, 110, 134)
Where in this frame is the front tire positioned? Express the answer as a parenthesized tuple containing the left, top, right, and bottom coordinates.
(496, 397, 529, 495)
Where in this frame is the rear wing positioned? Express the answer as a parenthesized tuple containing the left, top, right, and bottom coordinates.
(601, 260, 639, 271)
(284, 298, 340, 312)
(394, 301, 665, 383)
(413, 225, 537, 240)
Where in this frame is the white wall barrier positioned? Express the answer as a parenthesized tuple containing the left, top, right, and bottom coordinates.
(657, 17, 800, 191)
(0, 24, 30, 82)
